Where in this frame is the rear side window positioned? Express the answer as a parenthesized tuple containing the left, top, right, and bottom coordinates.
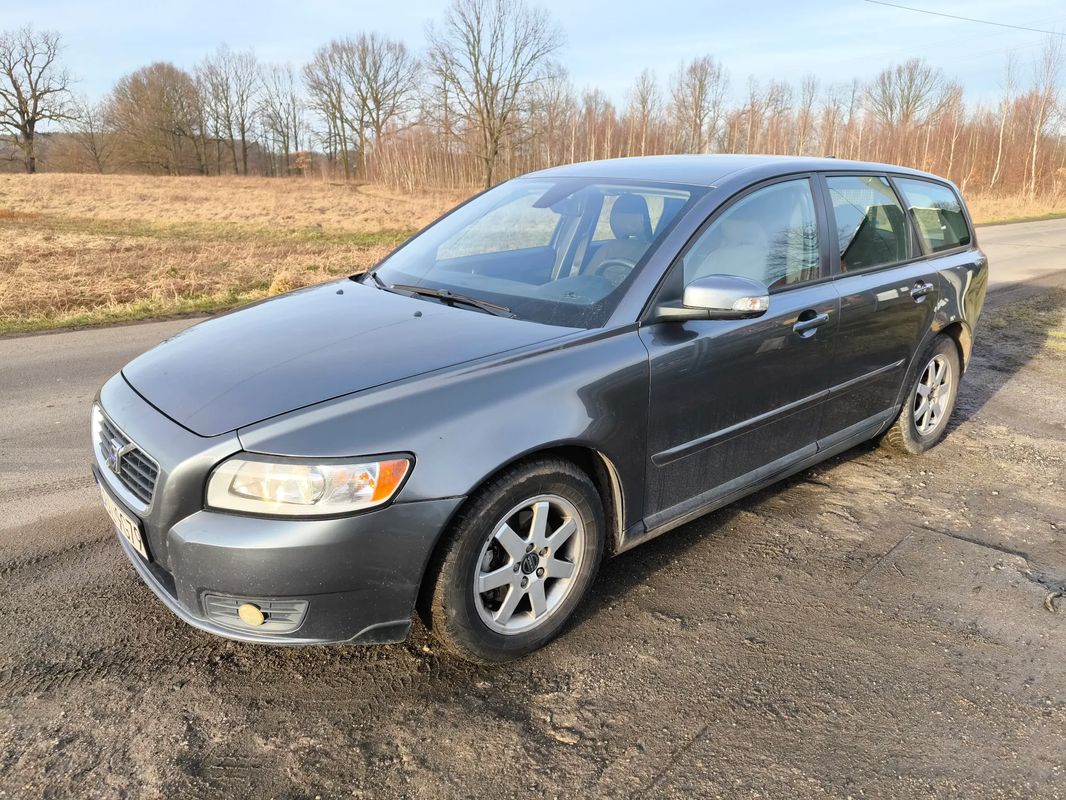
(895, 178, 972, 254)
(826, 175, 910, 272)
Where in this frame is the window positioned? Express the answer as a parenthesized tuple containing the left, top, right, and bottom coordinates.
(826, 175, 910, 272)
(373, 177, 700, 329)
(438, 188, 560, 260)
(895, 178, 971, 254)
(681, 179, 820, 289)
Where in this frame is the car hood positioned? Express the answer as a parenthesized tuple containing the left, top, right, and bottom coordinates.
(122, 280, 572, 437)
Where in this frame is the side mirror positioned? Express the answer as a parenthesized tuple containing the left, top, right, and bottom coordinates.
(652, 274, 770, 322)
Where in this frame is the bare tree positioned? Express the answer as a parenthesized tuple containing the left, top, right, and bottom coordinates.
(793, 75, 818, 155)
(259, 63, 303, 176)
(866, 58, 949, 130)
(353, 34, 420, 151)
(0, 27, 72, 173)
(526, 62, 574, 167)
(989, 54, 1017, 191)
(198, 51, 238, 173)
(1027, 36, 1062, 199)
(670, 55, 727, 152)
(106, 62, 202, 175)
(198, 46, 259, 174)
(228, 49, 259, 174)
(626, 69, 660, 156)
(427, 0, 563, 187)
(66, 96, 112, 172)
(304, 42, 354, 178)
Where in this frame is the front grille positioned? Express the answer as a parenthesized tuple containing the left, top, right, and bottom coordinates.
(97, 413, 159, 505)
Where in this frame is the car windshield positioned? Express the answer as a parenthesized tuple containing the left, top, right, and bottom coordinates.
(369, 177, 701, 328)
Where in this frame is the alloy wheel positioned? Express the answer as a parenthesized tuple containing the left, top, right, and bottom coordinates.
(473, 494, 585, 635)
(913, 353, 952, 436)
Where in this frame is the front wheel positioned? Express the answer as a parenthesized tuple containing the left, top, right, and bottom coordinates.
(882, 335, 961, 455)
(421, 457, 604, 663)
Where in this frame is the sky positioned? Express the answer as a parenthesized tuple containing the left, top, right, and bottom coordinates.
(3, 0, 1064, 107)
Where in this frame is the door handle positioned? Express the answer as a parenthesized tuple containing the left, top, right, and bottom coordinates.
(911, 281, 935, 301)
(792, 310, 830, 337)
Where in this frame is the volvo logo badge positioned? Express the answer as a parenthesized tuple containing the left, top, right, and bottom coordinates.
(520, 552, 539, 575)
(104, 437, 135, 476)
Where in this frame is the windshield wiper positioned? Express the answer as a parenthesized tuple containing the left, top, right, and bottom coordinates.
(390, 284, 514, 318)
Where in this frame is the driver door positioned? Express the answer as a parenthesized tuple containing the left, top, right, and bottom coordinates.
(639, 177, 839, 527)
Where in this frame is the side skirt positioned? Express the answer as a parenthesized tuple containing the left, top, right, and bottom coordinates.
(617, 408, 898, 555)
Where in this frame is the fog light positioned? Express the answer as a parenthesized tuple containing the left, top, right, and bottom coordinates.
(204, 594, 308, 633)
(238, 603, 266, 627)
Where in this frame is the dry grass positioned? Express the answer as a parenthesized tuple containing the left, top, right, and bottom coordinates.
(966, 193, 1066, 226)
(0, 174, 465, 333)
(2, 174, 1064, 334)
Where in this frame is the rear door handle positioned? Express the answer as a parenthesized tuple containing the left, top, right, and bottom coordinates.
(911, 281, 935, 301)
(792, 311, 830, 337)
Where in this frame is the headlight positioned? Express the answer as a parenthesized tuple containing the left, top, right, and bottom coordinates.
(206, 454, 411, 517)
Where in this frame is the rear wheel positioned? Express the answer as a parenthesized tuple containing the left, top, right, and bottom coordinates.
(882, 336, 961, 455)
(422, 457, 604, 663)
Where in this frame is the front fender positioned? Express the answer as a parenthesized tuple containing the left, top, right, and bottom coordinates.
(237, 328, 651, 531)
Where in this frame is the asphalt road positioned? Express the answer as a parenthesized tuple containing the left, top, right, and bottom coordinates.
(0, 219, 1064, 798)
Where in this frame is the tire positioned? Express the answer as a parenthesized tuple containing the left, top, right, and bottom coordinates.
(421, 457, 605, 664)
(882, 335, 961, 455)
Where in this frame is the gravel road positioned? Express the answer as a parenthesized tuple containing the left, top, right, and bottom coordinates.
(0, 221, 1063, 799)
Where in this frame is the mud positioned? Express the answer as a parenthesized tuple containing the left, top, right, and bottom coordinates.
(0, 275, 1063, 799)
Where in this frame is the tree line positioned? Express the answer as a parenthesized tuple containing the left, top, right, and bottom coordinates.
(2, 0, 1064, 199)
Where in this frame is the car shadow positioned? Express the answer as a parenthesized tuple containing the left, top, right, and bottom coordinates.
(575, 441, 880, 624)
(578, 274, 1066, 624)
(949, 272, 1066, 428)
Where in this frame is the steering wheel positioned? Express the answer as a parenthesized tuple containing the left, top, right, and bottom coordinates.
(587, 256, 638, 287)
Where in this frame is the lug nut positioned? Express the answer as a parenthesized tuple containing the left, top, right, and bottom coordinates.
(526, 543, 534, 552)
(536, 567, 545, 578)
(539, 547, 548, 556)
(520, 577, 528, 588)
(513, 564, 520, 572)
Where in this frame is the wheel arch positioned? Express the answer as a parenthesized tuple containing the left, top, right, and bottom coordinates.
(940, 319, 973, 371)
(413, 443, 626, 617)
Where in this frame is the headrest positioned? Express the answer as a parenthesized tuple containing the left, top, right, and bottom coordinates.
(610, 193, 652, 240)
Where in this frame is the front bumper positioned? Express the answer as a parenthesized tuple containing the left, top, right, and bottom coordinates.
(94, 374, 463, 645)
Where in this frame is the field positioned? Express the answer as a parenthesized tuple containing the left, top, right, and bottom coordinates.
(1, 173, 1064, 334)
(0, 174, 465, 333)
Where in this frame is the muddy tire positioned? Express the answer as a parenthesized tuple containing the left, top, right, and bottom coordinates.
(882, 335, 961, 456)
(420, 457, 604, 664)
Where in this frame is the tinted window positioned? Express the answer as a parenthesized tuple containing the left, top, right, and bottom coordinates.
(826, 175, 910, 271)
(895, 178, 971, 254)
(682, 179, 821, 289)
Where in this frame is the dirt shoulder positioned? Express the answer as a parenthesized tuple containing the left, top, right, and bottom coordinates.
(0, 277, 1063, 799)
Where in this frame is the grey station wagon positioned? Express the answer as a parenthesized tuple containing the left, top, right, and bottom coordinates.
(92, 155, 987, 662)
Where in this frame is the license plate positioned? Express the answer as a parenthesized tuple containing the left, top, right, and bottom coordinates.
(99, 485, 150, 561)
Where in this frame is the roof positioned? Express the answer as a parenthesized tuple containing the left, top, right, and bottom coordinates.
(525, 154, 940, 187)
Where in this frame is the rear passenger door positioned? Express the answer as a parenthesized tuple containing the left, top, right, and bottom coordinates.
(816, 173, 940, 442)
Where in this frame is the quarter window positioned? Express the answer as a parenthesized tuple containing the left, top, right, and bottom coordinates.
(826, 175, 910, 272)
(681, 179, 821, 290)
(895, 178, 971, 254)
